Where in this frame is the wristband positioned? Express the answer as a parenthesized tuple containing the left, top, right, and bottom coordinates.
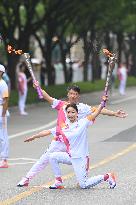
(100, 100, 106, 108)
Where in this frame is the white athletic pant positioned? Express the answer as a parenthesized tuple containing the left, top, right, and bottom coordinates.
(49, 152, 104, 189)
(26, 140, 66, 180)
(119, 79, 126, 95)
(18, 90, 27, 113)
(0, 116, 9, 160)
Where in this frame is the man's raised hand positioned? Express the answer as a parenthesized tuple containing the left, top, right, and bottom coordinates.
(114, 110, 128, 118)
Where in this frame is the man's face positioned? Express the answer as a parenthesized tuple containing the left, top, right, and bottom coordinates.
(67, 89, 80, 104)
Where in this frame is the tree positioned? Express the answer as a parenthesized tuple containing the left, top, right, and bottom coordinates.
(34, 0, 83, 84)
(0, 0, 47, 89)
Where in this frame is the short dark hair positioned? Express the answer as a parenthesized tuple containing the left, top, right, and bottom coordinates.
(67, 85, 80, 94)
(65, 103, 78, 113)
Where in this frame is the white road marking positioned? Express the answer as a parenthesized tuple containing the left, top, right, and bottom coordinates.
(110, 95, 136, 105)
(8, 158, 38, 161)
(9, 162, 35, 165)
(8, 158, 38, 165)
(9, 120, 56, 140)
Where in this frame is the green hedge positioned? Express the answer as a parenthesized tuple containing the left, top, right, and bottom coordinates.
(9, 76, 136, 107)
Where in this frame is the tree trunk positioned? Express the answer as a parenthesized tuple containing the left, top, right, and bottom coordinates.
(104, 31, 111, 50)
(7, 55, 20, 89)
(83, 34, 89, 81)
(129, 34, 136, 76)
(116, 32, 123, 65)
(91, 52, 101, 80)
(59, 41, 68, 83)
(90, 30, 101, 81)
(45, 35, 54, 85)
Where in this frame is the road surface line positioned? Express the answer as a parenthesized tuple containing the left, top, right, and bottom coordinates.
(8, 158, 38, 161)
(0, 143, 136, 205)
(9, 162, 36, 165)
(111, 95, 136, 105)
(9, 120, 56, 139)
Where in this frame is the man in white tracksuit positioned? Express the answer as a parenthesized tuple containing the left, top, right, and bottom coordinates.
(0, 64, 9, 168)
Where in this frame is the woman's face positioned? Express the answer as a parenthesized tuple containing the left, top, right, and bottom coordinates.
(66, 106, 78, 123)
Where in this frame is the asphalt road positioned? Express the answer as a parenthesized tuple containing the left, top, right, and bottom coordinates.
(0, 87, 136, 205)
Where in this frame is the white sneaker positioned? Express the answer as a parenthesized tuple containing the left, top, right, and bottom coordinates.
(17, 177, 29, 187)
(49, 180, 64, 189)
(106, 173, 116, 189)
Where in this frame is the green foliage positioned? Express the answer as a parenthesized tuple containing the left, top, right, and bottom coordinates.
(126, 76, 136, 86)
(123, 14, 136, 33)
(0, 44, 7, 64)
(114, 76, 136, 87)
(19, 5, 27, 26)
(1, 0, 136, 88)
(35, 2, 45, 17)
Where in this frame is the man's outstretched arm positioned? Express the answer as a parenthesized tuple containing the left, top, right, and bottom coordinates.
(91, 106, 128, 118)
(100, 108, 128, 118)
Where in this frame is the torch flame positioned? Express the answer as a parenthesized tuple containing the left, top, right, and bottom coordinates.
(15, 50, 23, 55)
(7, 45, 14, 53)
(7, 45, 23, 55)
(103, 48, 113, 57)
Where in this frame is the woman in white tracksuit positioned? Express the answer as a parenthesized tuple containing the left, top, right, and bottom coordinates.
(49, 103, 116, 189)
(17, 98, 94, 186)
